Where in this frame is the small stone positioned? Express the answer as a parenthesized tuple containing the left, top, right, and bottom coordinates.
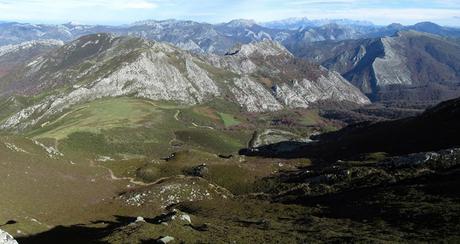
(0, 229, 19, 244)
(179, 213, 192, 224)
(135, 216, 146, 223)
(187, 164, 209, 177)
(157, 236, 175, 243)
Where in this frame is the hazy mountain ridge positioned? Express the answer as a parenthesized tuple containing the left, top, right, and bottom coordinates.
(289, 31, 460, 103)
(261, 18, 375, 30)
(0, 20, 291, 54)
(1, 19, 459, 55)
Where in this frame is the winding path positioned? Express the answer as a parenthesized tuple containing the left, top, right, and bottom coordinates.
(90, 160, 173, 187)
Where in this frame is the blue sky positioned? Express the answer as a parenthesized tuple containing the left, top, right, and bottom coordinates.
(0, 0, 459, 26)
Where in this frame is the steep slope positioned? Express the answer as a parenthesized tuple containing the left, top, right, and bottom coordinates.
(242, 96, 460, 161)
(0, 40, 63, 78)
(0, 34, 222, 130)
(291, 31, 460, 103)
(0, 34, 369, 130)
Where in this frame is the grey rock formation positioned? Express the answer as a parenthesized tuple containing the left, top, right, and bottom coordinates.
(157, 236, 175, 244)
(209, 40, 370, 111)
(0, 229, 18, 244)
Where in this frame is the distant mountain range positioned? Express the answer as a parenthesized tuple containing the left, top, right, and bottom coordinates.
(0, 18, 459, 108)
(1, 19, 459, 55)
(261, 18, 375, 30)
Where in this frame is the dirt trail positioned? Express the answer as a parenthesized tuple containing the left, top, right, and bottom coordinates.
(191, 122, 215, 130)
(175, 109, 214, 130)
(90, 160, 171, 186)
(89, 160, 149, 186)
(174, 110, 180, 121)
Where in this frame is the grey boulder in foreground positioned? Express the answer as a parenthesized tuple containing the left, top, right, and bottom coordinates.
(0, 229, 18, 244)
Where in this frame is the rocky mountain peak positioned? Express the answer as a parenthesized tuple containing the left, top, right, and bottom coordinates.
(131, 19, 177, 26)
(71, 33, 115, 47)
(225, 19, 257, 28)
(0, 39, 63, 57)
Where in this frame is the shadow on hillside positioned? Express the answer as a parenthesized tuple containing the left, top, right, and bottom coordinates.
(239, 141, 311, 159)
(16, 216, 138, 244)
(16, 213, 185, 244)
(275, 165, 460, 235)
(240, 97, 460, 162)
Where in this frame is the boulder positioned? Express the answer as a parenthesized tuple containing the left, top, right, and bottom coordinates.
(0, 229, 18, 244)
(157, 236, 175, 243)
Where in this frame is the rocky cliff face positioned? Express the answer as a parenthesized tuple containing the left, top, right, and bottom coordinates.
(0, 35, 369, 130)
(372, 36, 413, 86)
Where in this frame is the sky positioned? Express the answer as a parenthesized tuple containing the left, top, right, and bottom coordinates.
(0, 0, 459, 26)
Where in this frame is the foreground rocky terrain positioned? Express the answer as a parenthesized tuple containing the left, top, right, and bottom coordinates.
(5, 97, 459, 243)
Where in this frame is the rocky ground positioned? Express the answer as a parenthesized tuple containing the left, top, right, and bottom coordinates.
(12, 147, 460, 243)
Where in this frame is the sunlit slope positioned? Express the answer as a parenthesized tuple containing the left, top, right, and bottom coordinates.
(27, 97, 249, 157)
(0, 135, 125, 235)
